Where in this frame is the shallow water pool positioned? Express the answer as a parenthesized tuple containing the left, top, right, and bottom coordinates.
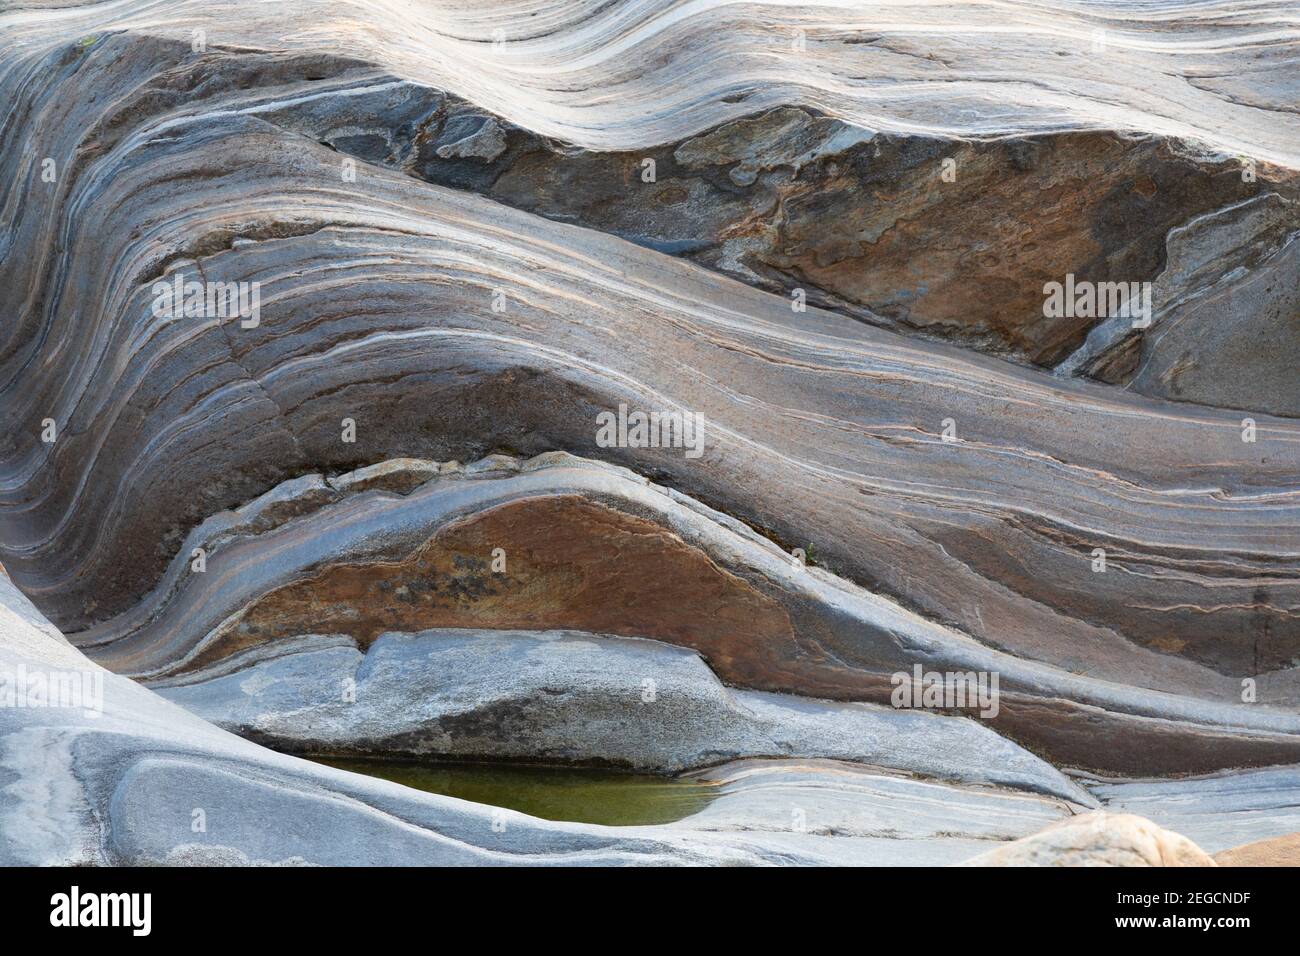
(313, 757, 719, 826)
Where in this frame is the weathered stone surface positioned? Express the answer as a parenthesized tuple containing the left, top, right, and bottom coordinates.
(1, 0, 1299, 868)
(196, 495, 800, 666)
(4, 24, 1298, 704)
(489, 125, 1294, 368)
(1117, 236, 1299, 416)
(1060, 192, 1300, 414)
(960, 812, 1216, 867)
(140, 46, 1296, 370)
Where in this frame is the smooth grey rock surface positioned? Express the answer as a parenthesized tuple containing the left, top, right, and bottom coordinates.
(154, 628, 1091, 803)
(1085, 765, 1300, 854)
(673, 758, 1079, 867)
(678, 758, 1070, 840)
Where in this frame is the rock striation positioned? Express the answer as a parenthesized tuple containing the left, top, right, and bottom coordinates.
(0, 0, 1298, 867)
(73, 452, 1300, 776)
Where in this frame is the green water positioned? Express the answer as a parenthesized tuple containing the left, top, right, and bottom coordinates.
(314, 757, 719, 826)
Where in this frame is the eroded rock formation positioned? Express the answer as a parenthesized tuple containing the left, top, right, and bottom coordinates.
(1, 0, 1298, 867)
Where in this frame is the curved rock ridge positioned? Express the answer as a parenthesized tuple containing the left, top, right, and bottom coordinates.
(150, 628, 1091, 803)
(673, 759, 1081, 866)
(2, 0, 1298, 165)
(679, 758, 1071, 837)
(0, 573, 744, 865)
(73, 453, 1300, 775)
(254, 67, 1300, 372)
(0, 570, 1101, 866)
(1, 65, 1297, 698)
(1, 25, 1294, 377)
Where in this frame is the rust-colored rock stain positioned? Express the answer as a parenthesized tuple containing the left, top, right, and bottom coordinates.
(190, 496, 800, 680)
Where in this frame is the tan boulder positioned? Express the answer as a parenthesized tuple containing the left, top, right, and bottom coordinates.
(1214, 833, 1300, 867)
(961, 812, 1215, 867)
